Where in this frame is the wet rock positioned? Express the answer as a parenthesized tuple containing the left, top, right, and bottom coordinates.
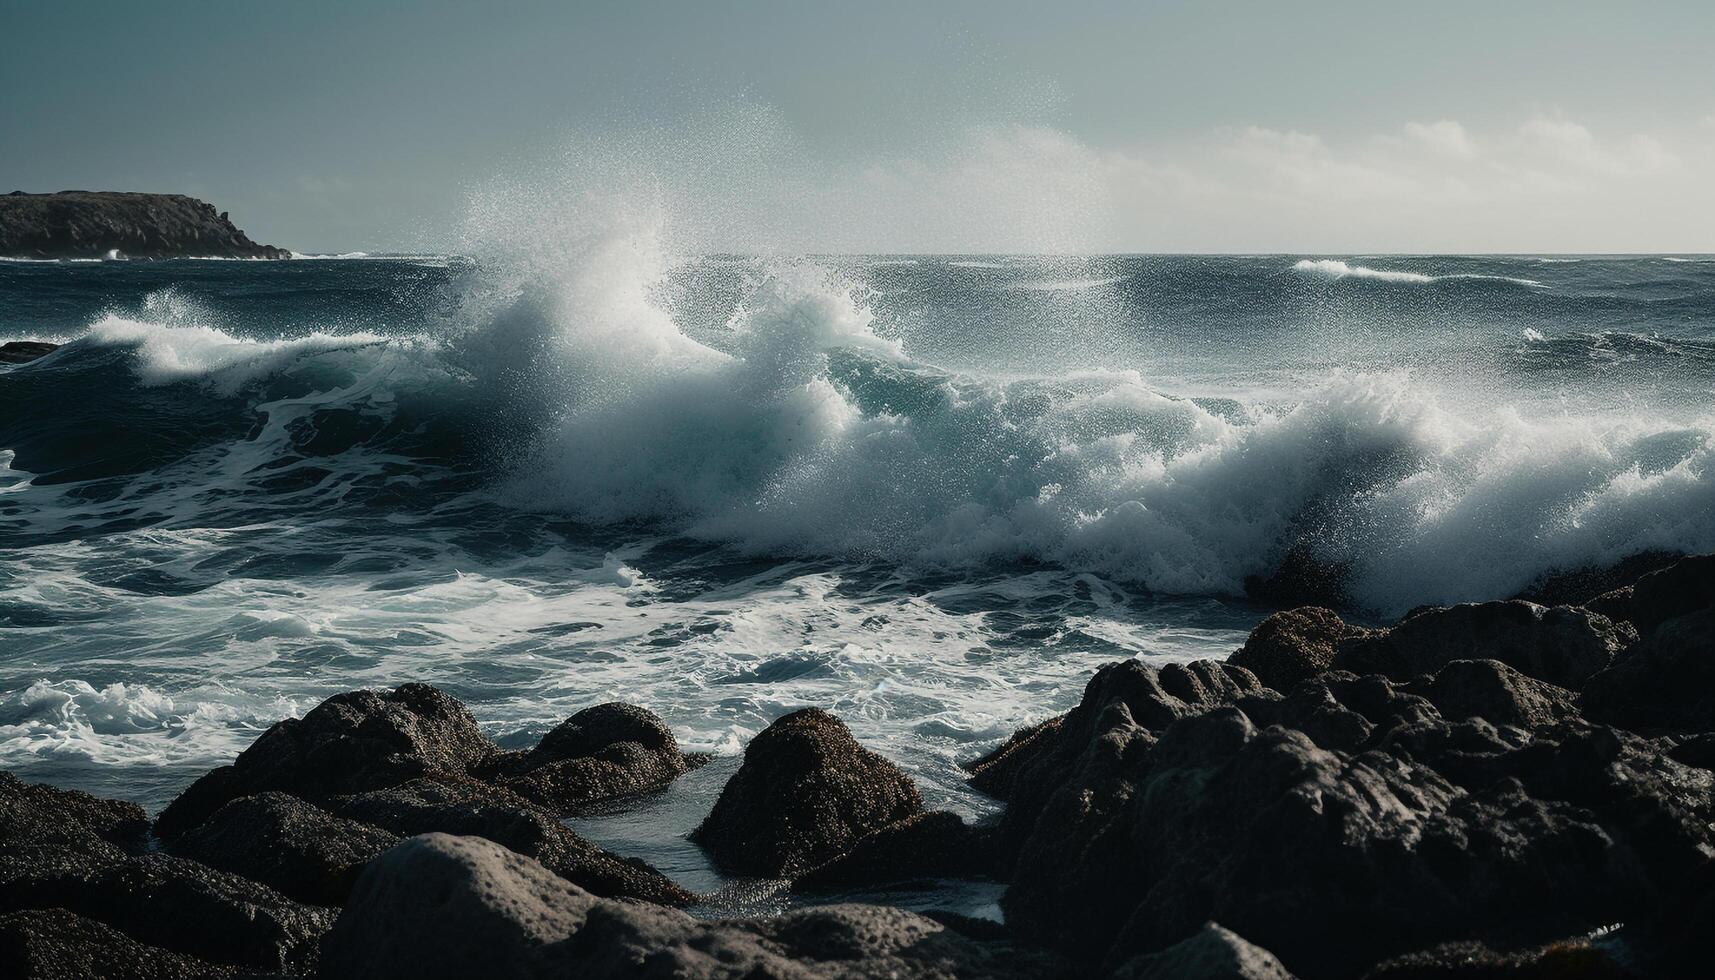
(964, 716, 1065, 799)
(328, 773, 693, 906)
(1334, 601, 1626, 687)
(1517, 550, 1685, 609)
(692, 708, 925, 877)
(6, 853, 331, 974)
(0, 908, 232, 980)
(1361, 938, 1634, 978)
(155, 683, 498, 840)
(795, 810, 996, 891)
(168, 791, 399, 906)
(987, 655, 1715, 977)
(0, 773, 147, 852)
(1408, 659, 1578, 729)
(1621, 553, 1715, 635)
(1228, 606, 1373, 692)
(322, 833, 1070, 980)
(0, 341, 60, 365)
(494, 702, 692, 812)
(1581, 607, 1715, 734)
(1110, 922, 1296, 980)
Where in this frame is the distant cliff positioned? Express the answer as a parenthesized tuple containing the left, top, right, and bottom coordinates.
(0, 190, 289, 259)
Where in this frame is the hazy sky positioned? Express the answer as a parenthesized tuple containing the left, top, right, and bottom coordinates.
(4, 1, 1713, 252)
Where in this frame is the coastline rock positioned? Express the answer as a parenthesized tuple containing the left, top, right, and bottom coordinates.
(167, 791, 400, 906)
(1333, 601, 1626, 687)
(964, 715, 1065, 799)
(0, 772, 147, 851)
(1518, 550, 1685, 609)
(0, 341, 60, 365)
(0, 908, 232, 980)
(491, 702, 692, 812)
(322, 833, 1069, 980)
(1621, 553, 1715, 635)
(155, 683, 498, 840)
(795, 810, 996, 891)
(1581, 607, 1715, 734)
(977, 653, 1714, 977)
(328, 774, 694, 906)
(691, 708, 925, 877)
(4, 853, 331, 974)
(1361, 938, 1633, 978)
(1227, 606, 1373, 692)
(0, 191, 287, 259)
(1110, 923, 1296, 980)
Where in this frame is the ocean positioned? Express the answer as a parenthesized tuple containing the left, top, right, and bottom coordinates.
(3, 248, 1713, 902)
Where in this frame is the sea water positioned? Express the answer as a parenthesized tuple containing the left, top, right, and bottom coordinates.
(3, 244, 1713, 868)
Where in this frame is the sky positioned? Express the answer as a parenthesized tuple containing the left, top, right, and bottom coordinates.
(3, 0, 1714, 253)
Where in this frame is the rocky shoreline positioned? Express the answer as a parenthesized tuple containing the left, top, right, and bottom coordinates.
(0, 191, 287, 260)
(4, 554, 1712, 978)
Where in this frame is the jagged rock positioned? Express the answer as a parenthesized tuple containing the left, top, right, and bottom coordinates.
(983, 656, 1715, 977)
(321, 833, 1070, 980)
(964, 716, 1065, 799)
(1621, 553, 1715, 635)
(0, 908, 233, 980)
(155, 683, 498, 840)
(0, 341, 59, 365)
(1408, 660, 1578, 729)
(1518, 550, 1685, 609)
(1, 853, 330, 974)
(692, 708, 925, 877)
(168, 791, 400, 906)
(1361, 938, 1634, 978)
(1582, 607, 1715, 734)
(795, 810, 995, 890)
(1333, 601, 1626, 687)
(0, 191, 287, 259)
(1110, 922, 1296, 980)
(1228, 606, 1373, 692)
(0, 772, 146, 852)
(492, 702, 691, 812)
(327, 774, 693, 906)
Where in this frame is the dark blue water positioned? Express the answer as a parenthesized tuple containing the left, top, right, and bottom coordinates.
(3, 251, 1712, 830)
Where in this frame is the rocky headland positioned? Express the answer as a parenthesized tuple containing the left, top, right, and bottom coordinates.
(3, 553, 1712, 978)
(0, 191, 288, 260)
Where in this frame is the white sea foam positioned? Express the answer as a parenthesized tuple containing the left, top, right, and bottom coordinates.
(1293, 258, 1544, 288)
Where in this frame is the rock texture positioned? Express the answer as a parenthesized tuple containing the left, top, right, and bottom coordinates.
(691, 708, 926, 877)
(155, 683, 500, 840)
(0, 191, 287, 259)
(0, 909, 232, 980)
(321, 833, 1069, 980)
(168, 791, 400, 906)
(484, 701, 694, 811)
(1110, 923, 1296, 980)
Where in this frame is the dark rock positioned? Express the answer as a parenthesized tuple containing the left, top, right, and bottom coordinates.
(1668, 732, 1715, 770)
(321, 833, 1070, 980)
(795, 810, 996, 890)
(0, 191, 288, 259)
(1517, 550, 1685, 609)
(1581, 607, 1715, 734)
(985, 655, 1715, 977)
(327, 774, 694, 906)
(1243, 544, 1351, 608)
(491, 702, 692, 812)
(1110, 922, 1296, 980)
(0, 908, 233, 980)
(167, 791, 399, 906)
(1623, 553, 1715, 635)
(155, 683, 498, 840)
(0, 772, 147, 851)
(691, 708, 925, 878)
(1228, 606, 1374, 691)
(1361, 938, 1634, 978)
(0, 341, 59, 365)
(1409, 660, 1578, 729)
(4, 853, 330, 973)
(1333, 601, 1626, 687)
(964, 715, 1065, 799)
